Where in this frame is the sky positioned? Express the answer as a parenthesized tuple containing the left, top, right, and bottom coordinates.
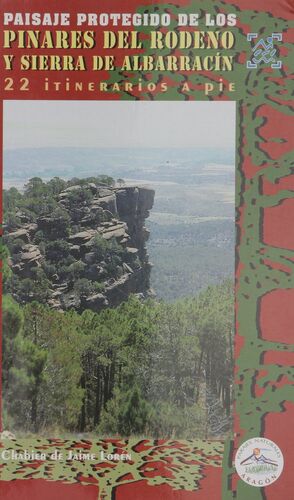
(4, 100, 235, 150)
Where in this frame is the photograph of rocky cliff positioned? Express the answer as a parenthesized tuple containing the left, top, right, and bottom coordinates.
(4, 179, 154, 313)
(2, 101, 235, 438)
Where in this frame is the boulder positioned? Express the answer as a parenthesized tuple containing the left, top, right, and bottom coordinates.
(47, 299, 62, 310)
(7, 228, 29, 243)
(95, 194, 117, 214)
(69, 229, 97, 244)
(102, 223, 128, 241)
(126, 247, 138, 255)
(84, 293, 108, 312)
(21, 244, 42, 262)
(97, 188, 113, 198)
(123, 263, 133, 274)
(26, 223, 38, 235)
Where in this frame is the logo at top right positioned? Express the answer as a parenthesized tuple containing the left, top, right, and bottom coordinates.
(247, 33, 283, 69)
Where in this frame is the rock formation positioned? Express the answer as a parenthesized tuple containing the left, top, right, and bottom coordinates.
(5, 183, 155, 313)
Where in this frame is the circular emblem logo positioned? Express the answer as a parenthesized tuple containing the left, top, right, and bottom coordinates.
(235, 437, 284, 487)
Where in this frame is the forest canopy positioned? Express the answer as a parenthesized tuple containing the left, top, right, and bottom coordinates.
(3, 283, 233, 438)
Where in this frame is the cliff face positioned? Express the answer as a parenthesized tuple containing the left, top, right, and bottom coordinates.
(6, 184, 155, 312)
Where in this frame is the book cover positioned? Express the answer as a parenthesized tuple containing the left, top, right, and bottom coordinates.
(0, 1, 293, 499)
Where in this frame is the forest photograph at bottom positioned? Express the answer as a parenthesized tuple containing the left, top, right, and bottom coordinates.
(2, 284, 233, 439)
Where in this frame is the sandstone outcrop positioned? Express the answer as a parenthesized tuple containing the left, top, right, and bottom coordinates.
(6, 183, 155, 313)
